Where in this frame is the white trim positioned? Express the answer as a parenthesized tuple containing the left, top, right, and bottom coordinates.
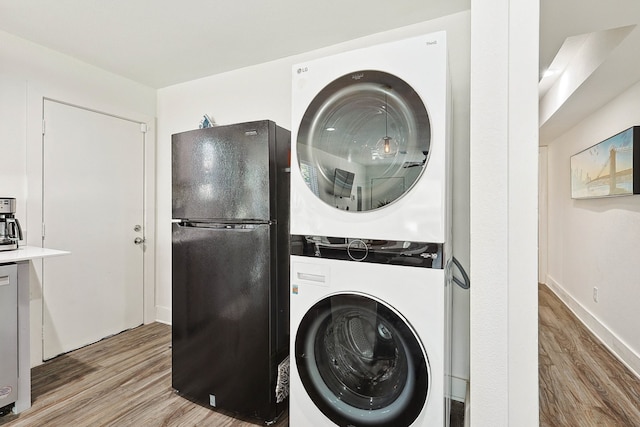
(450, 376, 467, 402)
(155, 305, 172, 325)
(142, 118, 156, 325)
(538, 146, 548, 284)
(464, 381, 470, 427)
(545, 276, 640, 379)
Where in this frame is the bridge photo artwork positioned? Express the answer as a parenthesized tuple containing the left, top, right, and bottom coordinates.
(571, 126, 640, 199)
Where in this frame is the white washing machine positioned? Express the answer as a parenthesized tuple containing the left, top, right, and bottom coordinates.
(290, 31, 451, 244)
(289, 31, 452, 427)
(289, 257, 451, 427)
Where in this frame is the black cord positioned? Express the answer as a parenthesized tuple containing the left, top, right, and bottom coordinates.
(452, 256, 470, 289)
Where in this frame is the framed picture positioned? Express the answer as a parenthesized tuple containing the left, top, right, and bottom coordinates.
(570, 126, 640, 199)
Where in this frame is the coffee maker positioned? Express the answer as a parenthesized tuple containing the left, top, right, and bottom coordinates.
(0, 198, 23, 251)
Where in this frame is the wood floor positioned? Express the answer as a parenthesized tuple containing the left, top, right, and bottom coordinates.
(2, 286, 639, 426)
(0, 323, 288, 427)
(539, 283, 640, 426)
(0, 322, 463, 426)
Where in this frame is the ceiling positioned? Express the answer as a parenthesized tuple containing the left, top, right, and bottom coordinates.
(0, 0, 469, 88)
(0, 1, 639, 143)
(539, 0, 640, 143)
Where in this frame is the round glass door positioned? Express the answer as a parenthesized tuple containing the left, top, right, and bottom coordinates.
(295, 294, 429, 426)
(297, 70, 431, 212)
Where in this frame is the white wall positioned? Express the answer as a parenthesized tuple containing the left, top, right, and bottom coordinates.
(0, 29, 156, 366)
(0, 74, 28, 217)
(546, 79, 640, 376)
(157, 12, 472, 399)
(470, 0, 540, 424)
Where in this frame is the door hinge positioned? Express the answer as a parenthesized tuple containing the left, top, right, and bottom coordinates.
(42, 222, 45, 239)
(42, 119, 46, 135)
(140, 123, 148, 133)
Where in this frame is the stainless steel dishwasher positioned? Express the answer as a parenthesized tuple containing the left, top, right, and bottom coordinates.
(0, 263, 17, 414)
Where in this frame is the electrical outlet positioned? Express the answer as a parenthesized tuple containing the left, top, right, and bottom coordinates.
(593, 287, 599, 303)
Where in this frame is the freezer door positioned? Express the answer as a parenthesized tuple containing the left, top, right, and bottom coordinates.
(172, 121, 273, 221)
(171, 221, 283, 421)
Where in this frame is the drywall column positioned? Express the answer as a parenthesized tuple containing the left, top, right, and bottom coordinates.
(470, 0, 539, 425)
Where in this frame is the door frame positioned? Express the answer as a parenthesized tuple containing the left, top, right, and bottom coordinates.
(26, 91, 156, 365)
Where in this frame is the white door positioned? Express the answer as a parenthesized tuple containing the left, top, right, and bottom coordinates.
(42, 100, 145, 360)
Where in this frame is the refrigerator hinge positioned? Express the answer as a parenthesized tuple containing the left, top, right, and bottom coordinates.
(140, 123, 148, 133)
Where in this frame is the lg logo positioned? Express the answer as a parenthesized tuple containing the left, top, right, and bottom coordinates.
(297, 66, 309, 74)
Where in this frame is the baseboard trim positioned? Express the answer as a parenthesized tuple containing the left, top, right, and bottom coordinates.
(451, 376, 467, 402)
(155, 305, 172, 326)
(545, 276, 640, 379)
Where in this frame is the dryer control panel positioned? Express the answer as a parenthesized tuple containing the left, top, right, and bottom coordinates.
(291, 234, 443, 269)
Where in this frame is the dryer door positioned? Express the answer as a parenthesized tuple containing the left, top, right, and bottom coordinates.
(296, 70, 431, 212)
(295, 293, 429, 427)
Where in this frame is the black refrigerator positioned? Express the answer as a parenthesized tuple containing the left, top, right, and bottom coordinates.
(171, 120, 290, 423)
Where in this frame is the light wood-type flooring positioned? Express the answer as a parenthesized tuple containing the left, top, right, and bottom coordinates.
(0, 322, 288, 426)
(0, 321, 463, 426)
(2, 285, 639, 426)
(539, 283, 640, 426)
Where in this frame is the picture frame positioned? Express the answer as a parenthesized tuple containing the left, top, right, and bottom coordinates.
(570, 126, 640, 199)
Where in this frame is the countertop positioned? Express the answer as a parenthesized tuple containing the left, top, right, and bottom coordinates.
(0, 246, 70, 263)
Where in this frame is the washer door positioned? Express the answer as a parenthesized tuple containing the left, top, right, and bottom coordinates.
(295, 293, 429, 427)
(297, 70, 431, 212)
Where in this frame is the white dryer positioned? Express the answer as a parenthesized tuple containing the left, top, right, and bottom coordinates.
(290, 31, 450, 244)
(289, 31, 452, 427)
(289, 257, 451, 427)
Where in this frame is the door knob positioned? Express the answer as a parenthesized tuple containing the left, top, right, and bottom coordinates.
(134, 237, 145, 245)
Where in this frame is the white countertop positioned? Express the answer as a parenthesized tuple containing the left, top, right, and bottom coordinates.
(0, 245, 70, 263)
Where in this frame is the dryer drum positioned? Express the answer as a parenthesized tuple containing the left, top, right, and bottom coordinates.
(296, 70, 431, 213)
(295, 293, 430, 427)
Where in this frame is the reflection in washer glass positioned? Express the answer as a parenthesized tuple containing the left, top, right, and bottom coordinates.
(297, 70, 431, 212)
(295, 294, 429, 426)
(316, 305, 409, 410)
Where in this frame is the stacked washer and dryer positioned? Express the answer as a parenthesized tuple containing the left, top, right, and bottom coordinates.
(289, 31, 453, 427)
